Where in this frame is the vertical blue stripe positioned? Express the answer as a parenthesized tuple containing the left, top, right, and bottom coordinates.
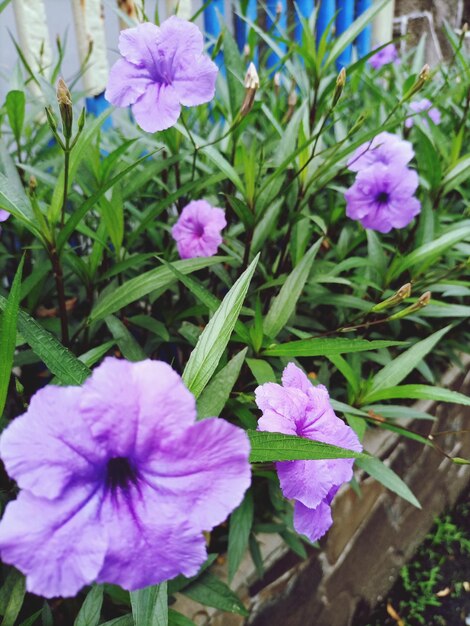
(316, 0, 335, 46)
(266, 0, 287, 70)
(335, 0, 354, 68)
(294, 0, 314, 44)
(235, 0, 257, 52)
(86, 93, 112, 130)
(355, 0, 372, 57)
(204, 0, 225, 68)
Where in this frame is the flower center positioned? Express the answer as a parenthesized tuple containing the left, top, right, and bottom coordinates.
(376, 191, 389, 204)
(106, 457, 138, 492)
(193, 222, 205, 238)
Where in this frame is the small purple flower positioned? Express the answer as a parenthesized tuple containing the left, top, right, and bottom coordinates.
(345, 163, 421, 233)
(255, 363, 362, 543)
(105, 17, 218, 133)
(0, 209, 10, 222)
(0, 357, 251, 598)
(369, 43, 399, 70)
(348, 132, 414, 172)
(405, 98, 441, 128)
(172, 200, 226, 259)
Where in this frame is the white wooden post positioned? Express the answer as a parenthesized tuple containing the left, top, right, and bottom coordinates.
(71, 0, 109, 97)
(12, 0, 52, 93)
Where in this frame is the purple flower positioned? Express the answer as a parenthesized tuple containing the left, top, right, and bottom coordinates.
(105, 17, 218, 133)
(172, 200, 226, 259)
(0, 357, 251, 598)
(345, 163, 421, 233)
(255, 363, 362, 543)
(369, 43, 399, 70)
(0, 210, 9, 222)
(348, 132, 414, 172)
(405, 98, 441, 128)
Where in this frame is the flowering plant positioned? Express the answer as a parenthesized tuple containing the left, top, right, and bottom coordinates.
(0, 5, 469, 625)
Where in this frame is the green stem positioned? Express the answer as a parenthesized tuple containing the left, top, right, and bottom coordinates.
(60, 140, 70, 228)
(48, 244, 69, 346)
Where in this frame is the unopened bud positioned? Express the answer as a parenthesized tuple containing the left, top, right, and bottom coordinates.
(371, 282, 412, 312)
(387, 291, 431, 321)
(28, 175, 37, 195)
(418, 64, 430, 82)
(274, 71, 281, 96)
(276, 1, 282, 18)
(57, 78, 73, 139)
(240, 63, 260, 117)
(45, 106, 58, 133)
(77, 107, 86, 133)
(463, 22, 469, 33)
(243, 43, 250, 59)
(402, 64, 431, 102)
(333, 67, 346, 106)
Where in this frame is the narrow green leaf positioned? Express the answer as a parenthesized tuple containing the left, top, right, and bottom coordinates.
(168, 610, 195, 626)
(74, 585, 103, 626)
(91, 257, 225, 322)
(182, 572, 248, 617)
(78, 341, 116, 367)
(363, 384, 470, 406)
(197, 348, 248, 419)
(365, 326, 450, 399)
(248, 430, 365, 463)
(0, 172, 37, 234)
(18, 609, 42, 626)
(263, 239, 322, 339)
(5, 90, 25, 144)
(99, 616, 133, 626)
(105, 316, 146, 362)
(0, 295, 91, 386)
(327, 354, 360, 396)
(0, 256, 24, 416)
(130, 583, 168, 626)
(2, 571, 25, 626)
(356, 456, 421, 509)
(183, 256, 258, 398)
(246, 358, 276, 385)
(228, 491, 254, 583)
(263, 338, 405, 357)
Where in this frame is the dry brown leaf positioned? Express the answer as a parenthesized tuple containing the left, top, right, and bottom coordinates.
(436, 587, 451, 597)
(386, 601, 405, 626)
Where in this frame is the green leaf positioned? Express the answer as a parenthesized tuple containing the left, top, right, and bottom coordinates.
(99, 615, 134, 626)
(223, 27, 245, 118)
(388, 225, 470, 279)
(246, 358, 276, 385)
(2, 570, 25, 626)
(90, 257, 225, 322)
(105, 316, 146, 362)
(18, 610, 43, 626)
(356, 456, 421, 509)
(0, 256, 24, 416)
(182, 572, 248, 617)
(263, 338, 405, 357)
(183, 256, 258, 398)
(364, 326, 450, 400)
(197, 348, 248, 419)
(363, 384, 470, 406)
(74, 585, 103, 626)
(263, 239, 322, 339)
(228, 491, 254, 583)
(168, 609, 195, 626)
(327, 354, 360, 397)
(0, 295, 91, 385)
(5, 90, 25, 144)
(130, 583, 168, 626)
(0, 172, 37, 234)
(248, 430, 365, 463)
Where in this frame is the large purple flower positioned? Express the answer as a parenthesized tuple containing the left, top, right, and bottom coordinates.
(345, 163, 421, 233)
(172, 200, 226, 259)
(369, 43, 399, 70)
(105, 17, 218, 132)
(348, 132, 414, 172)
(255, 364, 362, 543)
(0, 358, 251, 598)
(405, 98, 441, 128)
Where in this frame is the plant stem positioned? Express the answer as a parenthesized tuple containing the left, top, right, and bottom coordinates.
(48, 244, 69, 346)
(60, 139, 70, 228)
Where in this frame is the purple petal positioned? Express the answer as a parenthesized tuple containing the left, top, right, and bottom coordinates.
(141, 418, 251, 532)
(0, 209, 9, 222)
(172, 201, 226, 259)
(281, 362, 313, 393)
(293, 500, 333, 542)
(159, 15, 205, 57)
(173, 55, 218, 107)
(118, 22, 162, 66)
(0, 386, 103, 500)
(96, 484, 207, 589)
(105, 58, 153, 107)
(0, 487, 106, 598)
(255, 383, 306, 435)
(131, 83, 181, 132)
(80, 358, 197, 459)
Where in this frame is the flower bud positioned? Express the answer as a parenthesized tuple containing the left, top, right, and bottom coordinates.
(371, 282, 412, 312)
(332, 67, 346, 106)
(274, 72, 281, 96)
(45, 106, 58, 134)
(77, 107, 86, 134)
(56, 78, 73, 139)
(240, 62, 260, 117)
(28, 175, 37, 195)
(387, 290, 431, 321)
